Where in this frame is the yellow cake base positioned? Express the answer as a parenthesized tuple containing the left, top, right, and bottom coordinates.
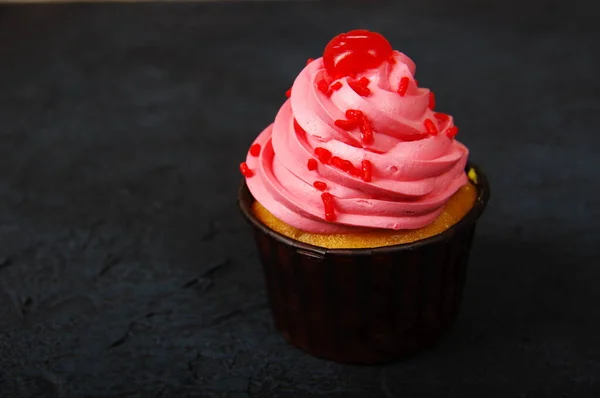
(251, 182, 478, 249)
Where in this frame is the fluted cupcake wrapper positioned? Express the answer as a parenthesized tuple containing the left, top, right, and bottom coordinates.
(238, 163, 489, 364)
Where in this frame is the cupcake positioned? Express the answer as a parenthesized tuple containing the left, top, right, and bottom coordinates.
(238, 29, 489, 364)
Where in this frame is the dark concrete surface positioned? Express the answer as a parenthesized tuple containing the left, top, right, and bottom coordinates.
(0, 1, 599, 397)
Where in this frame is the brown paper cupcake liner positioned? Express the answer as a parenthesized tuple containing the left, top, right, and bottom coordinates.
(238, 163, 490, 364)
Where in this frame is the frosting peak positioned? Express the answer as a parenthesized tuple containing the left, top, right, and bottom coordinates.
(242, 31, 468, 234)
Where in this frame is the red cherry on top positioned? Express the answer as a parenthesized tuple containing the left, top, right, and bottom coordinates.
(323, 29, 393, 80)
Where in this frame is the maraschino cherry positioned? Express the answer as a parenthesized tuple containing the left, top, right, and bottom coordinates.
(323, 29, 393, 80)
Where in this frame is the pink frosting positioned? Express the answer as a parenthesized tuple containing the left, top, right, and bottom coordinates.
(244, 52, 469, 233)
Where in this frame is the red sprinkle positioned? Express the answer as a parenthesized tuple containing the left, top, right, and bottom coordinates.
(388, 54, 397, 64)
(357, 77, 370, 87)
(361, 159, 372, 182)
(344, 109, 373, 144)
(345, 109, 364, 120)
(239, 162, 253, 178)
(330, 81, 343, 91)
(306, 58, 314, 66)
(313, 181, 327, 191)
(397, 77, 409, 96)
(314, 147, 332, 164)
(351, 169, 362, 177)
(321, 192, 336, 221)
(331, 156, 362, 177)
(249, 143, 261, 157)
(316, 79, 331, 96)
(330, 156, 348, 171)
(359, 118, 374, 144)
(334, 119, 358, 130)
(348, 78, 370, 96)
(307, 158, 318, 171)
(424, 119, 438, 136)
(434, 112, 450, 122)
(428, 92, 436, 110)
(445, 126, 459, 139)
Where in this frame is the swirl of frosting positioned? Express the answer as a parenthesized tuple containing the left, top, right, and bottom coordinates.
(243, 50, 468, 234)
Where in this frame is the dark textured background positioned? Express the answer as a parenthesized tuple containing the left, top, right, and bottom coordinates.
(0, 1, 599, 397)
